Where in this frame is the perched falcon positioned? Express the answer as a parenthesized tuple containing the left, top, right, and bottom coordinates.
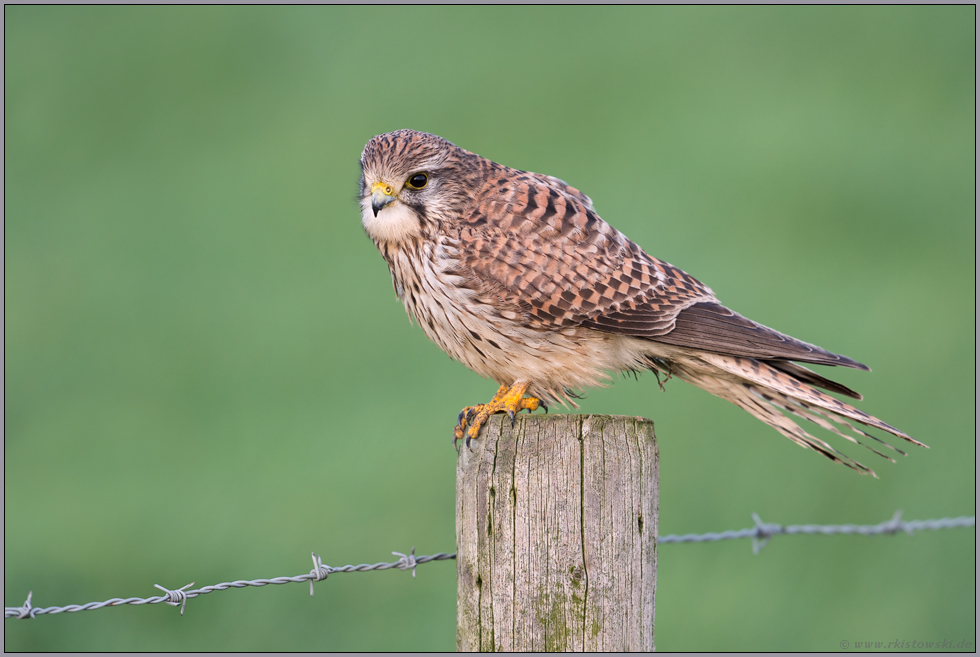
(358, 129, 924, 475)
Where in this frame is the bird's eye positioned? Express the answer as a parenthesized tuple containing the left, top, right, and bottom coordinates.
(405, 173, 428, 189)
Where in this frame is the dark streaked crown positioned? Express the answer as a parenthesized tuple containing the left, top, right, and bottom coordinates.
(360, 130, 457, 180)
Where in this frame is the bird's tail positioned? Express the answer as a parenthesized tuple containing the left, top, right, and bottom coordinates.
(655, 352, 926, 476)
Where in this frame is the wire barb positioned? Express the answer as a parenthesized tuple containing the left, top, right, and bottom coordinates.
(393, 546, 418, 578)
(750, 513, 775, 554)
(15, 591, 35, 620)
(881, 510, 909, 535)
(153, 582, 194, 616)
(309, 553, 331, 597)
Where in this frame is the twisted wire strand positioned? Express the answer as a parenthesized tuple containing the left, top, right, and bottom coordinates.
(4, 551, 456, 619)
(657, 512, 975, 554)
(5, 512, 973, 619)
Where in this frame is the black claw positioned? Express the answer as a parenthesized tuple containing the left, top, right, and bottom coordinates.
(508, 410, 516, 427)
(453, 435, 461, 454)
(539, 400, 549, 414)
(457, 409, 466, 425)
(465, 435, 472, 451)
(465, 408, 476, 423)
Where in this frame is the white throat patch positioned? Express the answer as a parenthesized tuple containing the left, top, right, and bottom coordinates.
(361, 196, 421, 243)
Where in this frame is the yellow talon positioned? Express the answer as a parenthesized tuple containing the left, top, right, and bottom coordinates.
(453, 382, 542, 451)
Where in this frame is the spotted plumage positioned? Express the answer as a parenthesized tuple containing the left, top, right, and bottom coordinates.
(358, 129, 924, 475)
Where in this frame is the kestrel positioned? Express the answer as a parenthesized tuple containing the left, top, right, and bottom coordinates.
(358, 130, 924, 475)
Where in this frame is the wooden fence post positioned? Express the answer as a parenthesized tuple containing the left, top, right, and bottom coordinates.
(456, 414, 659, 652)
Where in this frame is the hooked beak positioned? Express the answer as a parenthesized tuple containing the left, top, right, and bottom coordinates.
(371, 181, 396, 216)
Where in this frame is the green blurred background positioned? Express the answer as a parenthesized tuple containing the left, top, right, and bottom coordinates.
(4, 6, 974, 651)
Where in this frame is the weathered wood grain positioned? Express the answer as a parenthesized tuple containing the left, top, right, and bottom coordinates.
(456, 414, 658, 652)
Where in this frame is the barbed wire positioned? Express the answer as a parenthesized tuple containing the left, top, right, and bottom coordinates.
(4, 548, 455, 620)
(5, 511, 973, 620)
(657, 510, 975, 554)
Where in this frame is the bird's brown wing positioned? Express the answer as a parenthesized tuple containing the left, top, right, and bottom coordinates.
(460, 172, 867, 370)
(459, 172, 713, 334)
(649, 302, 869, 370)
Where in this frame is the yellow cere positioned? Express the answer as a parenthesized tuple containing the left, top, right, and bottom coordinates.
(371, 181, 394, 196)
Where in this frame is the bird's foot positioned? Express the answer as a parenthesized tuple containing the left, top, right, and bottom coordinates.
(453, 382, 543, 452)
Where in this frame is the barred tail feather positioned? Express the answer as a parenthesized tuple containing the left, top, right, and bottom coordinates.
(670, 352, 925, 476)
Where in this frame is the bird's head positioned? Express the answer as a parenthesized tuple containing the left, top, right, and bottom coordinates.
(358, 130, 471, 243)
